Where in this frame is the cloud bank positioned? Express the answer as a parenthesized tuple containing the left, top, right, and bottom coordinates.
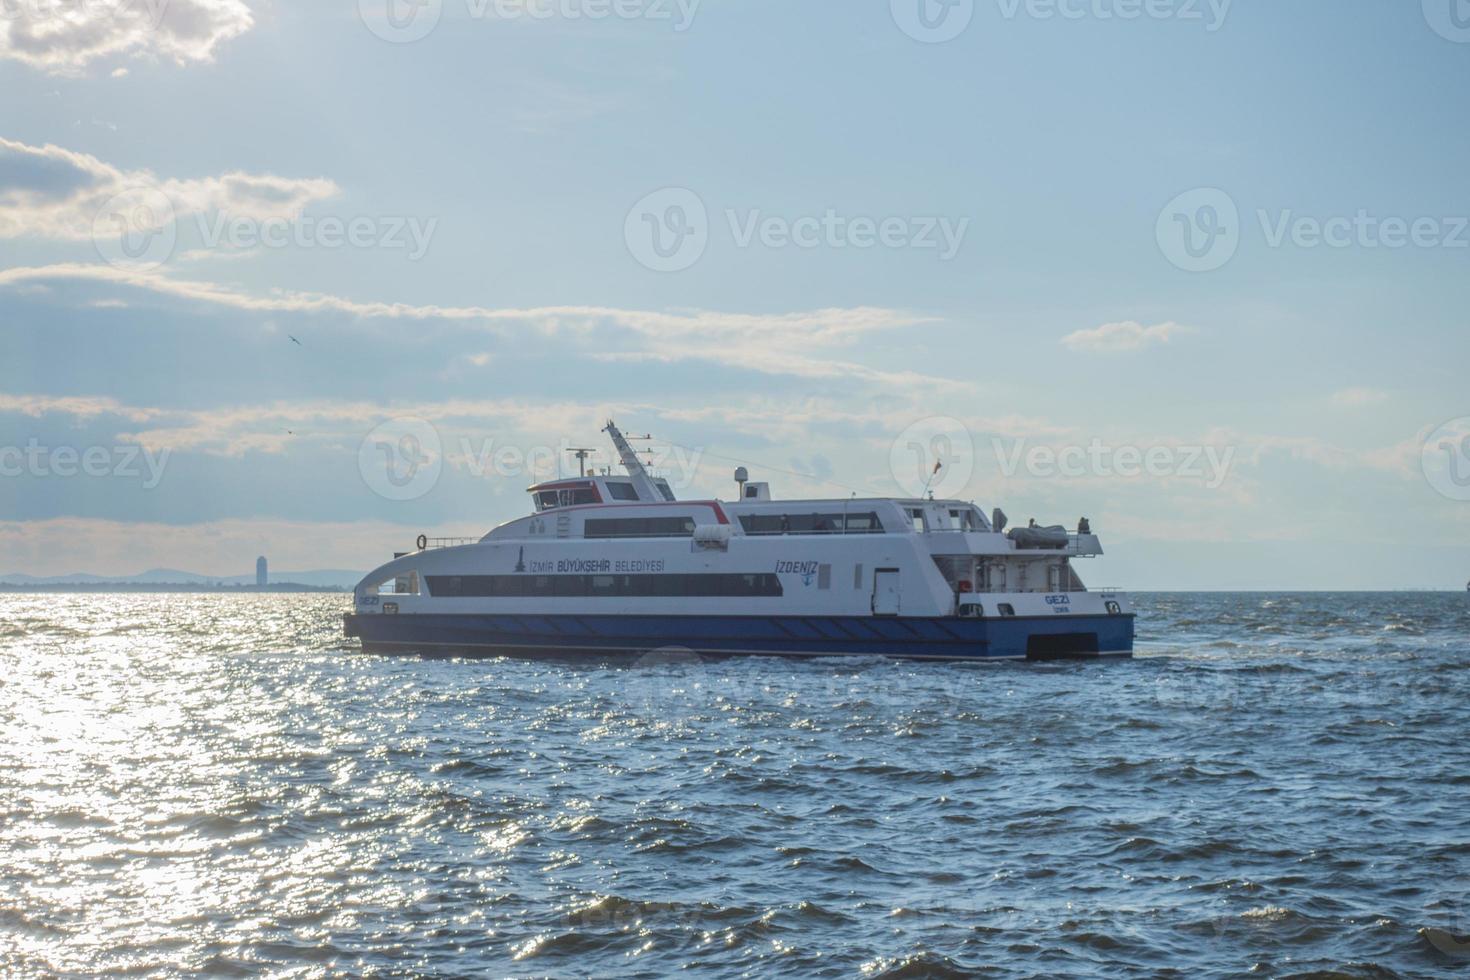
(0, 137, 339, 240)
(1060, 320, 1188, 353)
(0, 0, 253, 74)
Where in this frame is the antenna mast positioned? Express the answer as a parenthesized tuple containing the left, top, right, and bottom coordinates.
(602, 420, 663, 501)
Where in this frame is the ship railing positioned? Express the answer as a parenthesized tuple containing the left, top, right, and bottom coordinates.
(417, 536, 477, 551)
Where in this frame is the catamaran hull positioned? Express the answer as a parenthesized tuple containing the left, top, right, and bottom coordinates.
(343, 611, 1134, 661)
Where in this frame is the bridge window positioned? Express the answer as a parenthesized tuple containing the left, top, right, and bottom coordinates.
(606, 482, 640, 501)
(535, 484, 600, 510)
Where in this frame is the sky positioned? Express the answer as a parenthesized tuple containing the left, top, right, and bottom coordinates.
(1, 0, 1468, 589)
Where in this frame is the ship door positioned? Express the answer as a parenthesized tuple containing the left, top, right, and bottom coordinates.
(872, 568, 900, 616)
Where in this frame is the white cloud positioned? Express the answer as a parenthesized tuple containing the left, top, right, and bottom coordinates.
(1330, 386, 1389, 408)
(0, 262, 958, 393)
(1060, 320, 1189, 353)
(0, 0, 254, 75)
(0, 137, 339, 240)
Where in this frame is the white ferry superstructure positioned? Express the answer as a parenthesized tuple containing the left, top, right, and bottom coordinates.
(344, 422, 1134, 660)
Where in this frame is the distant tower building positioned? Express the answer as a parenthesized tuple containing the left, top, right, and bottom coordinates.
(256, 556, 268, 588)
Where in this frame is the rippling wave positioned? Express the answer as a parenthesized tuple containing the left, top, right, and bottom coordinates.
(3, 592, 1469, 977)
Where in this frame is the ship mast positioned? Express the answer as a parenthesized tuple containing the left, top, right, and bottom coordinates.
(603, 420, 663, 501)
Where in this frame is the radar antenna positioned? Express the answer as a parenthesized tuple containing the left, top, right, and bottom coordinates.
(565, 447, 598, 477)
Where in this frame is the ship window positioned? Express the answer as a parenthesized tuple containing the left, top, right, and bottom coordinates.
(654, 480, 676, 501)
(584, 516, 697, 539)
(426, 573, 783, 598)
(536, 491, 559, 510)
(738, 514, 785, 535)
(737, 512, 883, 536)
(373, 570, 420, 595)
(997, 603, 1016, 617)
(607, 482, 639, 501)
(853, 564, 863, 588)
(817, 564, 831, 590)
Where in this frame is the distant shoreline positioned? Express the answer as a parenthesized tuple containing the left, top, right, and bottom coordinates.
(0, 583, 349, 594)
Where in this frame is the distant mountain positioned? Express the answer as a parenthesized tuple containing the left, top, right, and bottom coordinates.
(0, 568, 365, 589)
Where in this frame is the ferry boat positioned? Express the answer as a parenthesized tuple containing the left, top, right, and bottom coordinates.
(343, 422, 1134, 661)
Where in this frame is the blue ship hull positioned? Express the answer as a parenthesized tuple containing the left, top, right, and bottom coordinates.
(343, 611, 1134, 661)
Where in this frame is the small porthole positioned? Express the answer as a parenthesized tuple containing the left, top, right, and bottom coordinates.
(1106, 601, 1121, 615)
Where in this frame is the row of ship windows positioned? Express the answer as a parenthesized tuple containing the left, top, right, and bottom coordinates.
(577, 513, 886, 539)
(425, 573, 785, 598)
